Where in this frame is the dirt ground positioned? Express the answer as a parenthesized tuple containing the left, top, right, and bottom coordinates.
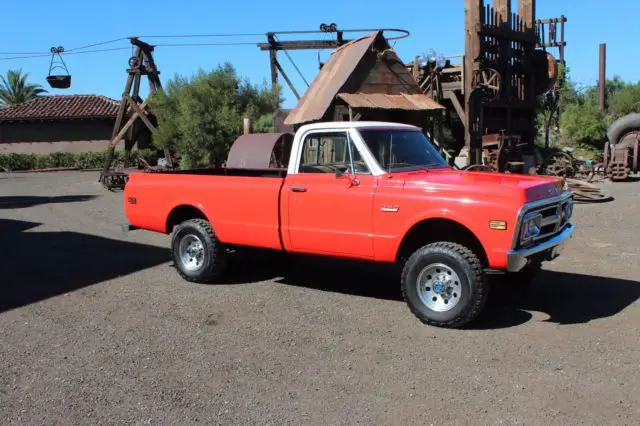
(1, 171, 638, 425)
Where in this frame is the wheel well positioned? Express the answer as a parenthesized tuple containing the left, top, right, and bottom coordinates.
(396, 218, 489, 266)
(166, 205, 207, 233)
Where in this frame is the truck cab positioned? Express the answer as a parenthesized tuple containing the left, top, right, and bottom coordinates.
(124, 121, 575, 328)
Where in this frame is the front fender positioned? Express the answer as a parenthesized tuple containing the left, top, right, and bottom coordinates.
(373, 201, 517, 270)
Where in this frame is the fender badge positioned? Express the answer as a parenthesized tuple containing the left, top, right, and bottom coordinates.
(381, 206, 399, 213)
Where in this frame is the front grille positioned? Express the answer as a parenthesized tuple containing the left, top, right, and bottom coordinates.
(516, 194, 573, 248)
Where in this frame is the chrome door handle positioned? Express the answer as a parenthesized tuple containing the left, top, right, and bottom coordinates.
(291, 187, 307, 193)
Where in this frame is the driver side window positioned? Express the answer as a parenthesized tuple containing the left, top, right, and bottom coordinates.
(298, 132, 369, 174)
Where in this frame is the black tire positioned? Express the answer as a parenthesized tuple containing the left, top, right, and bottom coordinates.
(401, 242, 488, 328)
(170, 218, 227, 283)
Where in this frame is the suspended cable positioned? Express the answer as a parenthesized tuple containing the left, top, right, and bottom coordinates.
(0, 42, 264, 62)
(154, 42, 260, 47)
(0, 51, 49, 55)
(64, 37, 130, 52)
(139, 33, 264, 39)
(274, 35, 310, 88)
(0, 47, 131, 62)
(0, 53, 51, 61)
(0, 38, 130, 57)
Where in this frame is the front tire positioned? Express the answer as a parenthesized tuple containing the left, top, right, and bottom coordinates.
(171, 218, 227, 283)
(401, 242, 488, 328)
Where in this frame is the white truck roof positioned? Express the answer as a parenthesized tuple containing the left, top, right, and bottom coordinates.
(296, 121, 420, 133)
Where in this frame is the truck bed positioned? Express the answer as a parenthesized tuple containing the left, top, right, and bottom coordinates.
(124, 167, 287, 250)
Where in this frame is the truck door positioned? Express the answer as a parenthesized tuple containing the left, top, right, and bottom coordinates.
(284, 130, 375, 259)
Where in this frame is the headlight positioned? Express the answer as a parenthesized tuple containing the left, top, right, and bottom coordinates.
(520, 212, 542, 243)
(564, 202, 573, 221)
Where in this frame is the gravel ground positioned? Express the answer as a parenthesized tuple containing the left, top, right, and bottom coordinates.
(1, 171, 639, 425)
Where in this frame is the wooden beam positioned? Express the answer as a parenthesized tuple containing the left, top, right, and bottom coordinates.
(126, 96, 156, 133)
(465, 0, 483, 163)
(274, 58, 301, 100)
(110, 112, 140, 147)
(518, 0, 536, 29)
(258, 39, 352, 51)
(444, 92, 467, 125)
(494, 0, 511, 24)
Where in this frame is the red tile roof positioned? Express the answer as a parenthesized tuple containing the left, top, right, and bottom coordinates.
(0, 95, 121, 122)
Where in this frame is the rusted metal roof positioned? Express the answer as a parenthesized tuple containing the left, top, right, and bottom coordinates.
(337, 92, 445, 111)
(284, 32, 379, 126)
(226, 132, 293, 169)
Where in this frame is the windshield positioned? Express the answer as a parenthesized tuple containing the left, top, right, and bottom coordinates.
(357, 128, 449, 172)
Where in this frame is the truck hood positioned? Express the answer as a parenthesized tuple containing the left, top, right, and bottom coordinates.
(390, 168, 566, 204)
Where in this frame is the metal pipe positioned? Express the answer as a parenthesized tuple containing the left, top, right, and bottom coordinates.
(243, 118, 253, 135)
(599, 43, 607, 112)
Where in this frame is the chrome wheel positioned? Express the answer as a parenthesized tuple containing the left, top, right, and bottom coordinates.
(178, 234, 205, 271)
(416, 263, 461, 312)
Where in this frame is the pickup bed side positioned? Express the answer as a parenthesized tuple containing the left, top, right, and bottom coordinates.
(125, 168, 287, 251)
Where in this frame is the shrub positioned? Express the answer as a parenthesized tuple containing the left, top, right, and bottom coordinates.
(0, 149, 159, 172)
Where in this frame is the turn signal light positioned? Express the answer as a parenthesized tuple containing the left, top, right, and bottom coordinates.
(489, 220, 507, 230)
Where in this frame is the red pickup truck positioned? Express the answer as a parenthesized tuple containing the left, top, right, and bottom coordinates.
(124, 121, 575, 328)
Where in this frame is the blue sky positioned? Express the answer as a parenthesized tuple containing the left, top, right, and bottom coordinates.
(1, 0, 638, 108)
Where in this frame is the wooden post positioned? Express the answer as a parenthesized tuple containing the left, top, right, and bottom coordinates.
(518, 0, 536, 29)
(495, 0, 511, 105)
(599, 43, 607, 112)
(267, 34, 278, 91)
(243, 118, 253, 135)
(464, 0, 483, 164)
(494, 0, 511, 20)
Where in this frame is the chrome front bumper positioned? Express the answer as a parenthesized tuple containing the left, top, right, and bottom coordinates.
(506, 223, 575, 272)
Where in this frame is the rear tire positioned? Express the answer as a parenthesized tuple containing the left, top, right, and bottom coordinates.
(171, 218, 227, 283)
(401, 242, 488, 328)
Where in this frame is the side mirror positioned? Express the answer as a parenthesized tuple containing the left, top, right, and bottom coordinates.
(336, 169, 360, 186)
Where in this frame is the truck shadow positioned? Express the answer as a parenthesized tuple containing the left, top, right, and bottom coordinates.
(0, 195, 98, 209)
(471, 271, 640, 329)
(224, 252, 640, 329)
(0, 218, 170, 314)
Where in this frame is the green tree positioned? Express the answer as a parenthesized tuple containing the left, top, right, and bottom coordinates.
(559, 99, 607, 150)
(151, 63, 282, 168)
(0, 69, 48, 107)
(608, 81, 640, 118)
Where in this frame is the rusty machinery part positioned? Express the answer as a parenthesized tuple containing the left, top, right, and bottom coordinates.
(135, 156, 152, 170)
(101, 172, 129, 191)
(617, 132, 640, 174)
(607, 162, 630, 182)
(128, 56, 142, 69)
(319, 23, 338, 32)
(567, 179, 613, 203)
(226, 133, 293, 169)
(270, 27, 410, 41)
(566, 178, 613, 204)
(532, 50, 559, 95)
(606, 113, 640, 146)
(603, 142, 610, 170)
(472, 68, 501, 101)
(461, 164, 496, 172)
(542, 151, 576, 178)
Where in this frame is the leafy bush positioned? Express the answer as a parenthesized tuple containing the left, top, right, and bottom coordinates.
(150, 63, 282, 169)
(0, 149, 159, 172)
